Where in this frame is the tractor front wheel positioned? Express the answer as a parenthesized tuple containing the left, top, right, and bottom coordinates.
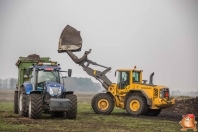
(91, 93, 114, 115)
(28, 93, 42, 119)
(126, 94, 148, 115)
(64, 94, 77, 119)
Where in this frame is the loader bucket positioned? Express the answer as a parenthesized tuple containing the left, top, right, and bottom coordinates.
(58, 25, 82, 53)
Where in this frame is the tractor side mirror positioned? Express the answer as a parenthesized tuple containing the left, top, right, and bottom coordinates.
(68, 69, 72, 77)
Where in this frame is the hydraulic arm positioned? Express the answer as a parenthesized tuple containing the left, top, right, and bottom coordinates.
(58, 25, 112, 90)
(66, 50, 112, 90)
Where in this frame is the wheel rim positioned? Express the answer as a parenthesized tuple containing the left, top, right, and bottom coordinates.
(130, 100, 140, 111)
(28, 99, 31, 118)
(98, 99, 109, 110)
(19, 93, 23, 111)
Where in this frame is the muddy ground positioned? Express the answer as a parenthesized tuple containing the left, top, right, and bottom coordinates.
(0, 89, 198, 121)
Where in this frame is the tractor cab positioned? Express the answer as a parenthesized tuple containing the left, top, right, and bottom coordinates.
(26, 62, 72, 97)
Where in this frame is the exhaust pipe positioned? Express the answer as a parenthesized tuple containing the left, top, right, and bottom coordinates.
(149, 72, 154, 85)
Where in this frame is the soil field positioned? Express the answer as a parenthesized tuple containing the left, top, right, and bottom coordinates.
(0, 89, 197, 132)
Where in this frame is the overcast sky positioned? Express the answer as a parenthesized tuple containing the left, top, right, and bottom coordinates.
(0, 0, 197, 92)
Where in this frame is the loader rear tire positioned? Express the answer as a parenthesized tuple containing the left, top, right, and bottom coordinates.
(28, 93, 42, 119)
(91, 93, 114, 115)
(14, 91, 18, 114)
(19, 87, 28, 117)
(145, 109, 161, 116)
(65, 94, 77, 119)
(126, 94, 148, 115)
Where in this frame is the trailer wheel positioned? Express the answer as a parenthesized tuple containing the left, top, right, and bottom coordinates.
(28, 93, 42, 119)
(13, 91, 18, 114)
(126, 94, 148, 115)
(145, 109, 161, 116)
(91, 93, 114, 115)
(19, 87, 28, 117)
(65, 94, 77, 119)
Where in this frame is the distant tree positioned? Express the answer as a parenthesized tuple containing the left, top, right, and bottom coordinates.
(0, 79, 3, 88)
(171, 90, 181, 97)
(2, 79, 8, 89)
(9, 78, 17, 89)
(0, 78, 18, 89)
(64, 77, 102, 92)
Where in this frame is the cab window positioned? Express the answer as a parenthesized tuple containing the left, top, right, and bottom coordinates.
(132, 71, 140, 83)
(117, 71, 130, 89)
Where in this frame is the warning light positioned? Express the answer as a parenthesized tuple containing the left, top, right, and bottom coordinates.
(45, 68, 53, 71)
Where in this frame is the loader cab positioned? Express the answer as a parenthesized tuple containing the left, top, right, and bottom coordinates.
(116, 69, 143, 89)
(116, 70, 131, 89)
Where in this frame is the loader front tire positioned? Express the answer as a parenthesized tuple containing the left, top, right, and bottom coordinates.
(14, 91, 18, 114)
(126, 94, 148, 115)
(91, 93, 114, 115)
(28, 93, 42, 119)
(19, 87, 28, 117)
(65, 94, 77, 119)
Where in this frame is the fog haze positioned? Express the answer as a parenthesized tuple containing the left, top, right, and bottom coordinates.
(0, 0, 198, 92)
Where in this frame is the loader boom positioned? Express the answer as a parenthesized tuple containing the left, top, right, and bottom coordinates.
(66, 50, 112, 90)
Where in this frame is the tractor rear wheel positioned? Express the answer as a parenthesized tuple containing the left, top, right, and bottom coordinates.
(91, 93, 114, 115)
(126, 94, 148, 115)
(145, 109, 161, 116)
(19, 87, 28, 117)
(13, 91, 18, 114)
(28, 93, 42, 119)
(65, 94, 77, 119)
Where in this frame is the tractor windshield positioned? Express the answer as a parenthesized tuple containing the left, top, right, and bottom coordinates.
(37, 71, 60, 83)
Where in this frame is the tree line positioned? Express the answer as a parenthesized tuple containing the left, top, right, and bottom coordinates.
(0, 77, 103, 92)
(0, 78, 18, 89)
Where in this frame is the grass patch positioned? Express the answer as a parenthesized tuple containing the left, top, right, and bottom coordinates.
(0, 102, 182, 132)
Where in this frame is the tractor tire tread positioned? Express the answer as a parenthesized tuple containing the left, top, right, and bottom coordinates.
(65, 94, 77, 119)
(29, 93, 42, 119)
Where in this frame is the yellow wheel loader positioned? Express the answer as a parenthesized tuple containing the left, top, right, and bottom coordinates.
(57, 25, 175, 116)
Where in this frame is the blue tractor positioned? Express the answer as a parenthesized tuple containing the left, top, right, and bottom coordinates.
(14, 54, 77, 119)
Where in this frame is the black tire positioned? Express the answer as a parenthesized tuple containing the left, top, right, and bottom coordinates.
(14, 91, 18, 114)
(144, 109, 161, 116)
(28, 93, 42, 119)
(91, 93, 114, 115)
(18, 87, 28, 117)
(65, 94, 77, 119)
(126, 94, 148, 115)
